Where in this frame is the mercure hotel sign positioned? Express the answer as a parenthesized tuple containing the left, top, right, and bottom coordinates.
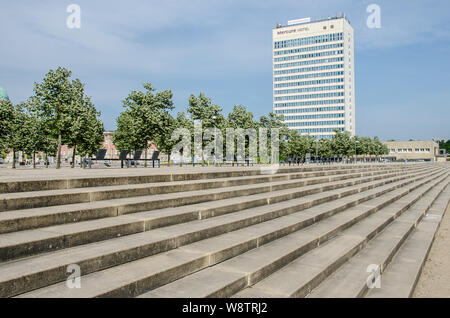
(277, 27, 309, 35)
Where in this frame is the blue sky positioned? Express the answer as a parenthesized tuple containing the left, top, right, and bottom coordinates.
(0, 0, 449, 140)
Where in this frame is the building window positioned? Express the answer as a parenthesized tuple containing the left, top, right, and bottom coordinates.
(274, 32, 343, 49)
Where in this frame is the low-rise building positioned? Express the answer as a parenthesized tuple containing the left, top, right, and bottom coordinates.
(383, 140, 441, 162)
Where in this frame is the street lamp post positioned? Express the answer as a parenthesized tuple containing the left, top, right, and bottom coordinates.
(315, 138, 319, 164)
(212, 115, 217, 167)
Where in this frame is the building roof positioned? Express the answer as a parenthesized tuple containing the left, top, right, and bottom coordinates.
(0, 86, 9, 102)
(274, 14, 350, 29)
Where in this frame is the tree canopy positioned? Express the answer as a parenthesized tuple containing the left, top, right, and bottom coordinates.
(2, 69, 395, 168)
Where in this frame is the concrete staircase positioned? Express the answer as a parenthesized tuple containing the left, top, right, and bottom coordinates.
(0, 163, 448, 298)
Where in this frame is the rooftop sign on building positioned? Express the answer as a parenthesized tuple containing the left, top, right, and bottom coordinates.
(287, 17, 311, 26)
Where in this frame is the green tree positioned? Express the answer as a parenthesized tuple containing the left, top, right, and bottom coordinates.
(331, 129, 354, 157)
(226, 105, 259, 161)
(287, 132, 317, 160)
(318, 138, 332, 157)
(382, 143, 389, 156)
(372, 136, 387, 157)
(114, 83, 175, 166)
(71, 103, 104, 164)
(113, 109, 140, 151)
(357, 136, 372, 159)
(259, 112, 287, 131)
(285, 130, 309, 160)
(187, 93, 224, 128)
(438, 140, 450, 154)
(19, 99, 53, 169)
(154, 112, 178, 166)
(227, 105, 258, 130)
(0, 100, 15, 154)
(6, 104, 28, 168)
(259, 112, 289, 163)
(187, 93, 225, 165)
(65, 80, 104, 167)
(33, 67, 78, 168)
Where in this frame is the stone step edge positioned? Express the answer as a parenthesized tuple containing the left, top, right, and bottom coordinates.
(0, 166, 404, 212)
(1, 165, 418, 215)
(143, 174, 449, 299)
(0, 167, 437, 264)
(1, 164, 401, 194)
(365, 185, 450, 298)
(305, 176, 450, 298)
(0, 167, 428, 235)
(13, 171, 446, 298)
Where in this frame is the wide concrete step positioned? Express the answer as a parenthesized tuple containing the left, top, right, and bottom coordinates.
(305, 176, 450, 298)
(1, 166, 388, 212)
(0, 167, 268, 194)
(0, 164, 400, 194)
(365, 185, 450, 298)
(141, 173, 448, 298)
(0, 167, 435, 263)
(235, 174, 449, 298)
(2, 170, 427, 297)
(0, 166, 430, 235)
(12, 169, 445, 297)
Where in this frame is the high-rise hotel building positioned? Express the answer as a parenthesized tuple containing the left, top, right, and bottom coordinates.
(273, 15, 355, 138)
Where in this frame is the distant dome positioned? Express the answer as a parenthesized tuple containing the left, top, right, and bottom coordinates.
(0, 86, 9, 102)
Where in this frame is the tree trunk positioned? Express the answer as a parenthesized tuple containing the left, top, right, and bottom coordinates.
(168, 153, 171, 167)
(71, 145, 76, 168)
(56, 133, 62, 169)
(12, 150, 16, 169)
(202, 149, 205, 167)
(33, 152, 36, 169)
(144, 141, 148, 168)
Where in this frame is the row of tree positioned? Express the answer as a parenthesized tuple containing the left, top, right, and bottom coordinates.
(0, 67, 104, 168)
(112, 84, 287, 164)
(0, 67, 388, 169)
(284, 130, 388, 160)
(113, 82, 388, 163)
